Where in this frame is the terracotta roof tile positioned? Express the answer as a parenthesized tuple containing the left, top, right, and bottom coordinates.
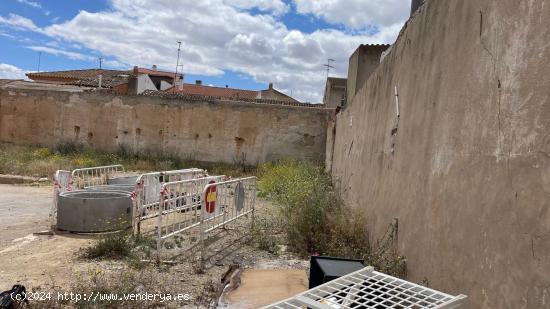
(26, 67, 180, 88)
(26, 69, 132, 88)
(141, 90, 325, 108)
(169, 83, 260, 99)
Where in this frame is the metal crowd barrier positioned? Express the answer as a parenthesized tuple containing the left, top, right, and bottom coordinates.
(51, 169, 71, 228)
(52, 165, 125, 228)
(154, 176, 257, 263)
(155, 175, 227, 254)
(52, 165, 207, 232)
(133, 168, 206, 235)
(199, 176, 257, 239)
(71, 164, 126, 189)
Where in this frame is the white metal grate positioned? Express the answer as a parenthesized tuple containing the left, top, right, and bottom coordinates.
(262, 267, 466, 309)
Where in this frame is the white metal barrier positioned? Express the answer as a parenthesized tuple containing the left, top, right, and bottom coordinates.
(262, 267, 467, 309)
(51, 165, 126, 229)
(199, 176, 256, 238)
(155, 176, 227, 254)
(154, 176, 256, 262)
(133, 168, 206, 234)
(71, 164, 125, 189)
(51, 170, 71, 228)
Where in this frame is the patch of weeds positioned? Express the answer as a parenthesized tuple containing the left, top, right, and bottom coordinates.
(81, 233, 163, 263)
(31, 147, 53, 159)
(251, 217, 281, 255)
(258, 159, 339, 254)
(163, 241, 175, 250)
(54, 141, 85, 155)
(81, 233, 133, 260)
(70, 267, 175, 309)
(28, 267, 178, 308)
(133, 234, 156, 249)
(131, 235, 157, 261)
(173, 236, 183, 248)
(194, 278, 220, 308)
(0, 143, 258, 179)
(127, 257, 150, 270)
(258, 160, 407, 277)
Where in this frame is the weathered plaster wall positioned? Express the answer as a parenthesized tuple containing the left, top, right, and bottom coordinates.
(346, 44, 390, 105)
(330, 0, 550, 308)
(0, 89, 330, 164)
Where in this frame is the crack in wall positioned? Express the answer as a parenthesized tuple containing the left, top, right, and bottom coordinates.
(481, 14, 517, 209)
(497, 79, 503, 151)
(480, 9, 507, 162)
(479, 11, 483, 37)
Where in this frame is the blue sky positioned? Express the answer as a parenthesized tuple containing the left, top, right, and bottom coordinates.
(0, 0, 409, 101)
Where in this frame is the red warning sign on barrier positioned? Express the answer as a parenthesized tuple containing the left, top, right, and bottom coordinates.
(205, 180, 217, 214)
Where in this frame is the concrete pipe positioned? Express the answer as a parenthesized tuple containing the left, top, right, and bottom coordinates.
(85, 184, 134, 192)
(107, 175, 139, 185)
(57, 190, 133, 233)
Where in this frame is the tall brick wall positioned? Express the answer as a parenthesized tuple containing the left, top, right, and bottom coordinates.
(0, 88, 331, 165)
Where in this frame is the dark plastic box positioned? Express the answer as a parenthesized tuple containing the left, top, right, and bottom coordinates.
(309, 256, 364, 289)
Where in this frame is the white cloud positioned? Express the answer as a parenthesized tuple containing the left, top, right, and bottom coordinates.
(0, 30, 16, 39)
(0, 13, 42, 32)
(15, 0, 51, 16)
(0, 63, 28, 80)
(223, 0, 289, 15)
(16, 0, 41, 9)
(27, 46, 94, 61)
(293, 0, 409, 30)
(1, 0, 408, 101)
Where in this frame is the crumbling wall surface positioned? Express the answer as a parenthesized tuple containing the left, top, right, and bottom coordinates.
(330, 0, 550, 308)
(0, 89, 330, 164)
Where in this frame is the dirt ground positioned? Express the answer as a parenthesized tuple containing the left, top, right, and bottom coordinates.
(0, 184, 94, 289)
(0, 184, 309, 308)
(0, 184, 52, 247)
(220, 269, 308, 308)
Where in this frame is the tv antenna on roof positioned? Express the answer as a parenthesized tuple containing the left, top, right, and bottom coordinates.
(323, 58, 335, 78)
(37, 52, 42, 72)
(174, 41, 182, 86)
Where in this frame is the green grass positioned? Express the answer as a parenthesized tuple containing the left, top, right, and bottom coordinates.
(80, 233, 158, 261)
(257, 159, 407, 277)
(0, 142, 256, 178)
(81, 233, 135, 260)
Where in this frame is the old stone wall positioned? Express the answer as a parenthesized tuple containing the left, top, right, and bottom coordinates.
(329, 0, 550, 308)
(0, 88, 330, 164)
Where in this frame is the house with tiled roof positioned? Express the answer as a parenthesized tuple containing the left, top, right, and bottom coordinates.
(26, 66, 183, 94)
(168, 80, 299, 102)
(26, 67, 299, 103)
(26, 69, 131, 88)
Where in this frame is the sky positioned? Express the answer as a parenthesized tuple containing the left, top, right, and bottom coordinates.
(0, 0, 410, 102)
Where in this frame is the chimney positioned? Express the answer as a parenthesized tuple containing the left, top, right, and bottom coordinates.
(226, 85, 228, 88)
(152, 65, 157, 70)
(133, 66, 139, 74)
(98, 74, 102, 88)
(196, 80, 202, 85)
(268, 82, 273, 90)
(410, 0, 424, 16)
